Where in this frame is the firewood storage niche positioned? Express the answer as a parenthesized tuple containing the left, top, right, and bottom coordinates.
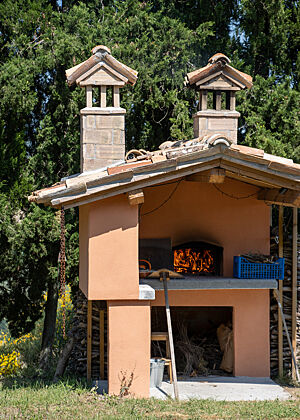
(151, 306, 233, 376)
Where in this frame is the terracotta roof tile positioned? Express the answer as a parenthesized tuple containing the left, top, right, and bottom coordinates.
(107, 160, 152, 175)
(208, 53, 231, 64)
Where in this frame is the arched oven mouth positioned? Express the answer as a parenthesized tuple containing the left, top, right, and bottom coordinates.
(139, 239, 223, 277)
(173, 241, 223, 277)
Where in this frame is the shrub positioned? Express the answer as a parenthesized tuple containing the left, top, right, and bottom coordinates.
(0, 286, 74, 379)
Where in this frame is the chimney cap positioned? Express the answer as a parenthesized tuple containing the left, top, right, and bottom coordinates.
(66, 45, 138, 86)
(91, 45, 111, 55)
(186, 52, 252, 89)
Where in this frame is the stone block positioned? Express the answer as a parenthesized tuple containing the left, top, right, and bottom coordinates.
(96, 145, 125, 160)
(83, 129, 114, 144)
(112, 129, 125, 145)
(95, 115, 124, 129)
(195, 116, 208, 130)
(193, 116, 208, 137)
(98, 129, 113, 145)
(208, 117, 237, 130)
(82, 158, 105, 172)
(83, 143, 95, 158)
(81, 115, 86, 130)
(82, 129, 99, 143)
(86, 115, 96, 129)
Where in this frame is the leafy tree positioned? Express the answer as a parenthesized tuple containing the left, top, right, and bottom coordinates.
(237, 75, 300, 162)
(0, 0, 213, 367)
(236, 0, 299, 85)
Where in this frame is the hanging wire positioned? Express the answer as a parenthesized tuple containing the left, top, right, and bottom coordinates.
(213, 183, 261, 200)
(141, 179, 182, 216)
(60, 206, 66, 339)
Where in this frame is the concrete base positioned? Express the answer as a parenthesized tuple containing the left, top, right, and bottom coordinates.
(150, 376, 291, 401)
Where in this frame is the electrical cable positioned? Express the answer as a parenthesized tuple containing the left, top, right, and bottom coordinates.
(213, 183, 260, 200)
(141, 179, 182, 216)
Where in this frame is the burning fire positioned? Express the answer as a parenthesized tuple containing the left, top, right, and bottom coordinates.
(174, 248, 214, 274)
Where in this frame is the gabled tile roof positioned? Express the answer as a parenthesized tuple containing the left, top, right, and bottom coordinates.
(29, 135, 300, 209)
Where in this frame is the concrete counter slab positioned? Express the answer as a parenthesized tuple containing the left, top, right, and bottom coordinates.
(140, 277, 277, 290)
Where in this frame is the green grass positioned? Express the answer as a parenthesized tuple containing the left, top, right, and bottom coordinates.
(0, 379, 299, 419)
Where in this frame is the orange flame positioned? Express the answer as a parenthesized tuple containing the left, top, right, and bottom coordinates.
(174, 248, 214, 274)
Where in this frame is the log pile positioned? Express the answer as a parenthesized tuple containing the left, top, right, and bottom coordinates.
(270, 233, 300, 376)
(67, 290, 107, 379)
(240, 254, 277, 263)
(176, 322, 209, 376)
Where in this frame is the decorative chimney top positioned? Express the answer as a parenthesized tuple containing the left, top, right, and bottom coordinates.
(66, 46, 138, 172)
(186, 54, 252, 144)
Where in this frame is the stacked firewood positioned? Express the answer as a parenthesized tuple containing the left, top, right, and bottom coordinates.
(269, 233, 300, 376)
(67, 290, 107, 379)
(240, 254, 278, 263)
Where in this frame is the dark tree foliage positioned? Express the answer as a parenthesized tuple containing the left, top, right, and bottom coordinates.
(0, 0, 298, 352)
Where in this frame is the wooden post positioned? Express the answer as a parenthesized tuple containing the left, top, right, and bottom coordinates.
(278, 205, 284, 377)
(87, 300, 92, 383)
(292, 207, 298, 380)
(113, 86, 120, 107)
(215, 91, 222, 111)
(201, 90, 207, 110)
(100, 86, 107, 107)
(230, 91, 236, 111)
(86, 86, 93, 107)
(162, 271, 179, 400)
(99, 309, 105, 380)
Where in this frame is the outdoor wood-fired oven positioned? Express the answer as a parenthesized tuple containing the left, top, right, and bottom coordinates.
(29, 45, 300, 398)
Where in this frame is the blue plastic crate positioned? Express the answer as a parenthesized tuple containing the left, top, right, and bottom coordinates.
(233, 256, 285, 280)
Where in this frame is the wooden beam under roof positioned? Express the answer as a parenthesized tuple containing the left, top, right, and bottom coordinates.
(219, 160, 300, 190)
(225, 170, 278, 189)
(128, 189, 144, 206)
(257, 188, 300, 207)
(185, 168, 225, 183)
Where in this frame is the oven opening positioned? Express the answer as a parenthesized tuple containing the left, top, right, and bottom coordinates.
(173, 241, 223, 276)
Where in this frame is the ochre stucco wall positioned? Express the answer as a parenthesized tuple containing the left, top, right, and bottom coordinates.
(107, 300, 151, 397)
(79, 194, 139, 300)
(152, 289, 270, 377)
(79, 176, 271, 397)
(140, 178, 270, 275)
(80, 178, 270, 298)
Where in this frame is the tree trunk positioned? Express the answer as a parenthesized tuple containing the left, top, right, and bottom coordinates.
(53, 337, 74, 382)
(39, 275, 59, 370)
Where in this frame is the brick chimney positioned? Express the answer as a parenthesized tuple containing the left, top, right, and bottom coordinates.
(186, 54, 252, 144)
(66, 46, 138, 172)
